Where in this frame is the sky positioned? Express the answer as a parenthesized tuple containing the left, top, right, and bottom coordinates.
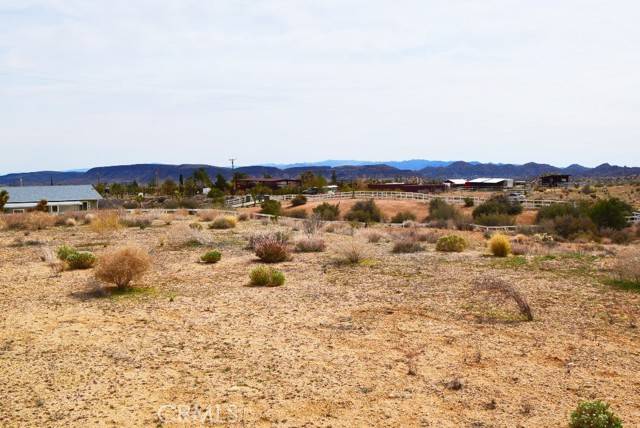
(1, 0, 640, 174)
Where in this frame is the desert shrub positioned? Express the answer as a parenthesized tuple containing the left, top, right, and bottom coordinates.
(611, 249, 640, 284)
(569, 400, 622, 428)
(66, 251, 96, 270)
(392, 237, 424, 253)
(302, 214, 323, 236)
(474, 213, 516, 226)
(200, 250, 222, 264)
(537, 203, 583, 222)
(601, 228, 634, 245)
(488, 234, 511, 257)
(57, 245, 77, 261)
(546, 215, 596, 239)
(365, 231, 385, 243)
(94, 245, 151, 289)
(246, 231, 289, 249)
(120, 216, 152, 229)
(198, 210, 217, 222)
(88, 211, 122, 234)
(510, 243, 529, 256)
(65, 217, 77, 227)
(249, 266, 285, 287)
(428, 198, 459, 221)
(3, 212, 55, 230)
(589, 198, 633, 231)
(237, 213, 249, 221)
(159, 213, 175, 225)
(163, 224, 212, 248)
(291, 194, 307, 207)
(463, 197, 475, 207)
(581, 185, 595, 195)
(122, 200, 139, 209)
(287, 209, 308, 219)
(334, 238, 369, 264)
(344, 199, 383, 223)
(163, 199, 180, 209)
(295, 237, 326, 252)
(254, 236, 291, 263)
(473, 194, 522, 219)
(313, 202, 340, 221)
(180, 198, 200, 209)
(189, 222, 203, 230)
(209, 216, 237, 229)
(474, 277, 533, 321)
(391, 211, 417, 223)
(435, 235, 468, 252)
(260, 200, 282, 216)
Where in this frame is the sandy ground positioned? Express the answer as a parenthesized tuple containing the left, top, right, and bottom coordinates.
(1, 216, 639, 427)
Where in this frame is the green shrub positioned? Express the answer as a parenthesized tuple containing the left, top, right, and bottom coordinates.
(463, 197, 474, 207)
(589, 198, 633, 231)
(249, 266, 285, 287)
(428, 198, 459, 221)
(474, 213, 516, 226)
(57, 245, 76, 261)
(548, 215, 597, 239)
(200, 250, 222, 264)
(260, 199, 282, 216)
(66, 251, 96, 270)
(391, 211, 417, 223)
(473, 194, 522, 219)
(312, 202, 340, 221)
(287, 208, 308, 219)
(569, 401, 622, 428)
(436, 235, 468, 252)
(291, 194, 307, 207)
(488, 234, 511, 257)
(344, 199, 383, 223)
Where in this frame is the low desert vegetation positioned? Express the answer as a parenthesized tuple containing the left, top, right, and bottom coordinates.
(120, 215, 152, 229)
(334, 238, 369, 264)
(312, 202, 340, 221)
(88, 211, 122, 234)
(427, 198, 459, 222)
(200, 250, 222, 264)
(56, 245, 96, 270)
(391, 210, 417, 223)
(392, 237, 424, 253)
(209, 215, 237, 229)
(609, 248, 640, 290)
(295, 237, 326, 252)
(435, 235, 468, 252)
(472, 194, 522, 226)
(254, 234, 291, 262)
(344, 199, 383, 224)
(260, 200, 282, 216)
(0, 212, 56, 231)
(290, 194, 307, 207)
(249, 266, 285, 287)
(488, 234, 512, 257)
(569, 400, 622, 428)
(94, 245, 151, 289)
(474, 277, 533, 321)
(287, 208, 308, 219)
(364, 230, 385, 243)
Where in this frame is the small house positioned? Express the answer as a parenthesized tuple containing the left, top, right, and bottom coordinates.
(0, 185, 103, 214)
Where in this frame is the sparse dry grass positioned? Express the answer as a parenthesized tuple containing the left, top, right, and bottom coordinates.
(94, 245, 151, 289)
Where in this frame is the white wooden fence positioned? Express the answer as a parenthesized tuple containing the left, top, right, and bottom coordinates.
(225, 191, 563, 210)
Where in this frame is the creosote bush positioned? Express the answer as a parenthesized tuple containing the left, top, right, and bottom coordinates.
(473, 194, 523, 219)
(391, 211, 416, 224)
(249, 266, 285, 287)
(209, 216, 237, 229)
(428, 198, 459, 221)
(435, 235, 468, 252)
(488, 234, 511, 257)
(295, 237, 326, 252)
(313, 202, 340, 221)
(290, 194, 307, 207)
(94, 245, 151, 289)
(344, 199, 383, 224)
(569, 400, 622, 428)
(260, 200, 282, 216)
(200, 250, 222, 264)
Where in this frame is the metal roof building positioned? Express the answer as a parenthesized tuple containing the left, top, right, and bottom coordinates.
(0, 185, 102, 213)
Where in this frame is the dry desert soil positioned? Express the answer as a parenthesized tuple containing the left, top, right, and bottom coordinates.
(1, 212, 639, 427)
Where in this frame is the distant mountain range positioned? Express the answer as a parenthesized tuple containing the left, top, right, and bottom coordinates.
(1, 160, 639, 186)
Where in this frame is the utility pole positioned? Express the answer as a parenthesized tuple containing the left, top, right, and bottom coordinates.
(229, 158, 236, 194)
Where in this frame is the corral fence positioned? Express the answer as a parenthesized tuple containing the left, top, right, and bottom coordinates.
(224, 191, 563, 210)
(628, 212, 640, 224)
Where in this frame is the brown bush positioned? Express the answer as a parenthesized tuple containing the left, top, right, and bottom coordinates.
(364, 231, 385, 243)
(254, 236, 291, 262)
(198, 210, 217, 222)
(88, 211, 122, 234)
(474, 278, 533, 321)
(94, 245, 151, 289)
(334, 238, 369, 264)
(2, 212, 56, 230)
(392, 237, 424, 253)
(295, 237, 326, 252)
(611, 249, 640, 283)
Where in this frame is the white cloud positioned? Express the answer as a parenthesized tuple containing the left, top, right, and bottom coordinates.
(1, 0, 640, 173)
